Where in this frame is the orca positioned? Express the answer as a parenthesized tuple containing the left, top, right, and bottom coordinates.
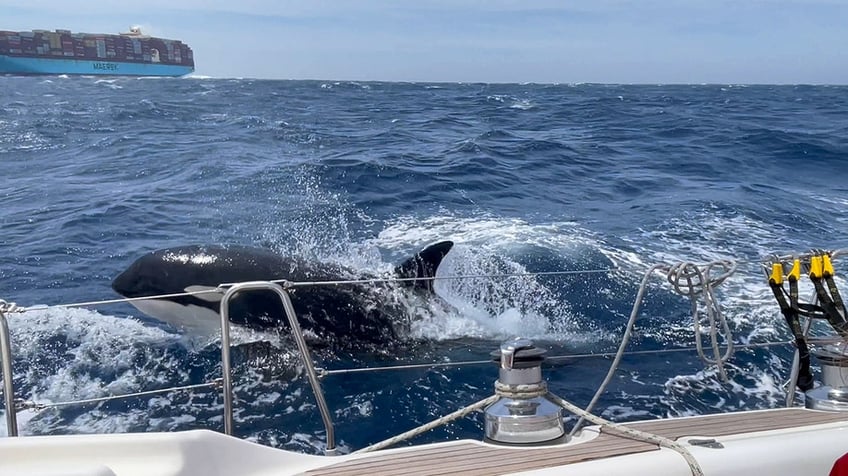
(111, 241, 454, 347)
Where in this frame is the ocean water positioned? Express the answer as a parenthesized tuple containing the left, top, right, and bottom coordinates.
(1, 77, 848, 452)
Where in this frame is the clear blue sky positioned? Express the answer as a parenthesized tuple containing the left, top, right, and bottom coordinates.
(2, 0, 846, 84)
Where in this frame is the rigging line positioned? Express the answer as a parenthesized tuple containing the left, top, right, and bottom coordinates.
(16, 380, 223, 411)
(13, 290, 223, 313)
(247, 268, 618, 289)
(0, 339, 831, 404)
(317, 340, 795, 377)
(765, 249, 848, 263)
(6, 250, 848, 314)
(7, 268, 618, 313)
(9, 251, 848, 314)
(656, 248, 848, 269)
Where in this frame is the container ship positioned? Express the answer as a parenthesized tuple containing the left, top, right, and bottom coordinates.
(0, 27, 194, 77)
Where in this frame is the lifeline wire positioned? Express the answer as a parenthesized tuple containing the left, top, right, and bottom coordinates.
(1, 339, 797, 407)
(6, 249, 847, 314)
(13, 380, 223, 412)
(2, 268, 617, 314)
(316, 339, 795, 378)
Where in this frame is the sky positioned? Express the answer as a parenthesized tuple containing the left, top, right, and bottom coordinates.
(2, 0, 847, 84)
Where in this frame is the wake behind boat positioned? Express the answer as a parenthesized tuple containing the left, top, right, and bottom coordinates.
(2, 248, 848, 475)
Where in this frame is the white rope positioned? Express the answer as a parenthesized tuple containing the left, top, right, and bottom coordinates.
(492, 382, 703, 475)
(0, 300, 20, 314)
(569, 263, 665, 436)
(352, 394, 499, 454)
(494, 380, 549, 399)
(571, 259, 737, 437)
(547, 392, 704, 476)
(356, 382, 702, 473)
(665, 260, 736, 381)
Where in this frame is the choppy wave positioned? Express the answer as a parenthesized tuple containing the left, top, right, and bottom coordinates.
(1, 78, 847, 451)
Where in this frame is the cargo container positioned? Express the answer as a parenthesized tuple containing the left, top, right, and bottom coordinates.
(0, 26, 194, 77)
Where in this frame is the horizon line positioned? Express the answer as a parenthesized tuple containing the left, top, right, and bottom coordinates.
(183, 76, 848, 87)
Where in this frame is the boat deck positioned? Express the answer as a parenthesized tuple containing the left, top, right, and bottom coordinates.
(304, 408, 848, 476)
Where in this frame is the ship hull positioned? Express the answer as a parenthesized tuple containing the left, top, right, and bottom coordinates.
(0, 54, 193, 77)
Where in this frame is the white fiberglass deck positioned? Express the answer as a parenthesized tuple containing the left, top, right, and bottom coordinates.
(304, 408, 848, 476)
(2, 408, 847, 476)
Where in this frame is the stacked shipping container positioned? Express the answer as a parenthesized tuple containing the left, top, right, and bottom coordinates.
(0, 29, 194, 67)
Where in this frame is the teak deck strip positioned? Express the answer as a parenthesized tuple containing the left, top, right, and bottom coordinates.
(303, 408, 848, 476)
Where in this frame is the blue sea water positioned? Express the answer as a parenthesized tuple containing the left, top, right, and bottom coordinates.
(1, 77, 848, 452)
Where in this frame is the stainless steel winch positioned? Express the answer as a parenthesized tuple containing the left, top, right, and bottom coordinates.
(484, 338, 567, 445)
(806, 344, 848, 411)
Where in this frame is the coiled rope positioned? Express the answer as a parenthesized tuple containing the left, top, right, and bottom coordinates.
(571, 259, 737, 437)
(666, 260, 737, 381)
(0, 300, 20, 314)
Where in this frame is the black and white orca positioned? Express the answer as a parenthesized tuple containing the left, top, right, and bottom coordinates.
(111, 241, 454, 347)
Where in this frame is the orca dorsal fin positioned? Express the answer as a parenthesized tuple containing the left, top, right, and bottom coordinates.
(394, 241, 454, 291)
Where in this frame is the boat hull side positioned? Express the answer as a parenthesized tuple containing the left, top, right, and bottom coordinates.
(0, 55, 193, 77)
